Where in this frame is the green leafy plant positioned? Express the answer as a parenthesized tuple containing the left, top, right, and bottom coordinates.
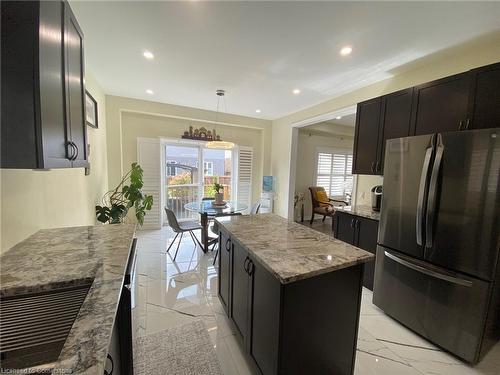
(213, 182, 224, 194)
(96, 163, 153, 225)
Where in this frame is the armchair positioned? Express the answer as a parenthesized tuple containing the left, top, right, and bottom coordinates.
(308, 187, 348, 225)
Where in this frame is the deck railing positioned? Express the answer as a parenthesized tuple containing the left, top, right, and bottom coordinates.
(165, 177, 232, 220)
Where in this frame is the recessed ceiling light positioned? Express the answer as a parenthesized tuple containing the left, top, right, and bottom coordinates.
(292, 89, 301, 95)
(146, 89, 154, 95)
(255, 109, 262, 113)
(143, 51, 154, 60)
(340, 46, 352, 56)
(336, 116, 342, 120)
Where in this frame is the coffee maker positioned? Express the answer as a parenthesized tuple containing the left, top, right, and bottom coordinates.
(371, 185, 382, 211)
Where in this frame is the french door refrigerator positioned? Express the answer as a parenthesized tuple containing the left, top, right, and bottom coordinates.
(373, 128, 500, 364)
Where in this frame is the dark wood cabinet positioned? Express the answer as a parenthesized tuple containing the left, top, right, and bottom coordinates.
(231, 240, 250, 341)
(377, 88, 414, 172)
(248, 259, 281, 375)
(467, 63, 500, 130)
(353, 63, 500, 175)
(353, 88, 413, 175)
(1, 0, 88, 169)
(219, 226, 363, 375)
(64, 3, 88, 167)
(411, 73, 471, 136)
(334, 213, 378, 290)
(353, 98, 382, 174)
(335, 212, 357, 244)
(218, 230, 231, 314)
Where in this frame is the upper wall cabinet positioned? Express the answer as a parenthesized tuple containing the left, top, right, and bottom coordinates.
(353, 88, 413, 175)
(411, 73, 471, 135)
(353, 98, 382, 174)
(467, 63, 500, 130)
(1, 1, 88, 169)
(353, 62, 500, 175)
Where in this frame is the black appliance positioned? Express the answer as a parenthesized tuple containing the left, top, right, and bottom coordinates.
(373, 128, 500, 364)
(371, 185, 382, 212)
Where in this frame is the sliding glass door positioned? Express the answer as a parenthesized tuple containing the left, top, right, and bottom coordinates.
(202, 149, 232, 201)
(165, 145, 200, 220)
(165, 144, 234, 221)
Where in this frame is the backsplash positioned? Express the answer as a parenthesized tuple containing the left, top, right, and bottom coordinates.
(355, 175, 383, 206)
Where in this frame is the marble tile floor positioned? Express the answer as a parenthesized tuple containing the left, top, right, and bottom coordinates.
(133, 226, 500, 375)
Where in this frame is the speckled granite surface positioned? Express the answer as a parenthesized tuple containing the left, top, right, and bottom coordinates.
(335, 205, 380, 221)
(0, 224, 136, 374)
(216, 214, 373, 284)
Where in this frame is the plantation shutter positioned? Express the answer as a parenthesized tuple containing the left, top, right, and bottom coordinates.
(316, 150, 353, 198)
(237, 147, 253, 211)
(137, 138, 162, 229)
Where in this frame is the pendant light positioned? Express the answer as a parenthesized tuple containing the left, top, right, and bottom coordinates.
(206, 89, 235, 149)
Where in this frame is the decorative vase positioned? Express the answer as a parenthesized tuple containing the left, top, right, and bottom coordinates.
(215, 192, 224, 205)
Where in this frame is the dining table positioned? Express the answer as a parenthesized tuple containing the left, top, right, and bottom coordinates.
(184, 200, 249, 253)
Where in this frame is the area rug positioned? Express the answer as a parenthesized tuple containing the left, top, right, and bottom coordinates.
(134, 320, 223, 375)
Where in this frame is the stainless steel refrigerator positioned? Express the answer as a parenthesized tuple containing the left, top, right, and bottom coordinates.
(373, 128, 500, 364)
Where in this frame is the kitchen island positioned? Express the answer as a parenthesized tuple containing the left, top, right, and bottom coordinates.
(215, 214, 374, 375)
(0, 224, 137, 374)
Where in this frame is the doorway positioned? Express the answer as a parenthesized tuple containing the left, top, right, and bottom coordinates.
(164, 143, 233, 221)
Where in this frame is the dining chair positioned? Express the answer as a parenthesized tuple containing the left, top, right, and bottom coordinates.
(164, 207, 203, 261)
(250, 202, 261, 215)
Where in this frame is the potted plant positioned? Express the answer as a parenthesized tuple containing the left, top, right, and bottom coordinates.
(213, 182, 224, 205)
(96, 162, 153, 225)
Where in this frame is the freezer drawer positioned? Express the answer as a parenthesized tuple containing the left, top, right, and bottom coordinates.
(373, 245, 491, 363)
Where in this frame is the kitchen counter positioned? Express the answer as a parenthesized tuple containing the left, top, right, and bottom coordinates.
(216, 213, 373, 284)
(335, 204, 380, 221)
(216, 214, 374, 374)
(0, 224, 136, 374)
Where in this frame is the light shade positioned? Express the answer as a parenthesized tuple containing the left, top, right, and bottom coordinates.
(205, 140, 235, 149)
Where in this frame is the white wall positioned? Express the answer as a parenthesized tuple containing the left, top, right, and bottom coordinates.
(0, 73, 108, 252)
(271, 32, 500, 218)
(294, 126, 354, 220)
(105, 96, 273, 216)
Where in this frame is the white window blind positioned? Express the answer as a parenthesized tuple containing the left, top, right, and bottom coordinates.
(316, 150, 353, 199)
(137, 138, 162, 229)
(236, 147, 253, 210)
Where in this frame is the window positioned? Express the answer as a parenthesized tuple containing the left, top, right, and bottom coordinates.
(315, 150, 353, 199)
(203, 161, 214, 176)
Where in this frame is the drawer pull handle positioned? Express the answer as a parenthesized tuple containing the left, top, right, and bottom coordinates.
(384, 251, 472, 287)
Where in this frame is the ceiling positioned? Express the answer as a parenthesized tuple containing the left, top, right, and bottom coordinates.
(70, 1, 500, 120)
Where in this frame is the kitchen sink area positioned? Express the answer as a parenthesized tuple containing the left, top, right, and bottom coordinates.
(0, 284, 92, 371)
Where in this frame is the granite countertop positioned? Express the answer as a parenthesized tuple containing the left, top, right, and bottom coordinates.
(216, 214, 373, 284)
(0, 224, 136, 374)
(334, 205, 380, 221)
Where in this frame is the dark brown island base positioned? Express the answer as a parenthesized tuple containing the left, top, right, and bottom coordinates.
(215, 214, 374, 375)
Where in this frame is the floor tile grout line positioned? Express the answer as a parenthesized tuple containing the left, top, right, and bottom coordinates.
(376, 338, 442, 352)
(356, 348, 414, 368)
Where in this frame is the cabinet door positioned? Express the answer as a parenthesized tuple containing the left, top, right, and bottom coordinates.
(353, 98, 382, 174)
(64, 2, 88, 167)
(377, 88, 413, 173)
(39, 0, 72, 168)
(218, 230, 231, 314)
(335, 212, 356, 245)
(231, 241, 249, 342)
(468, 63, 500, 130)
(412, 73, 470, 136)
(248, 259, 281, 375)
(355, 217, 379, 291)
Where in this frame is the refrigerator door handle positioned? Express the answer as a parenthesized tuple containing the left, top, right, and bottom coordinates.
(425, 134, 444, 249)
(384, 251, 473, 287)
(416, 146, 434, 246)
